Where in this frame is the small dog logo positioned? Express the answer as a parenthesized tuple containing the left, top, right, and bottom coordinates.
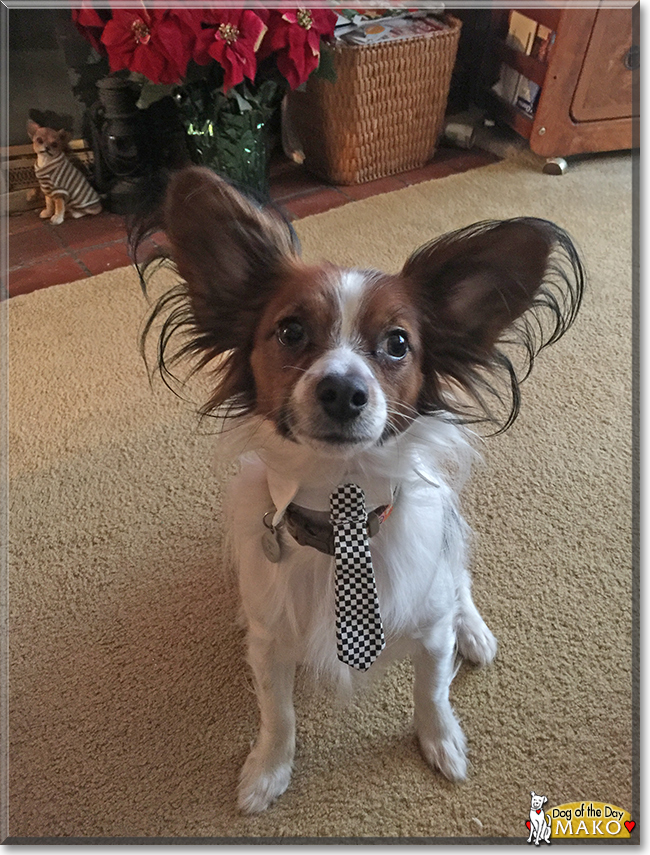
(527, 791, 552, 845)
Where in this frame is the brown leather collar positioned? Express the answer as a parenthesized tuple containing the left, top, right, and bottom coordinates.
(284, 500, 394, 556)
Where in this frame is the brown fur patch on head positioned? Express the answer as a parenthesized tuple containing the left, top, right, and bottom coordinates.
(250, 263, 341, 427)
(250, 266, 426, 442)
(352, 273, 424, 436)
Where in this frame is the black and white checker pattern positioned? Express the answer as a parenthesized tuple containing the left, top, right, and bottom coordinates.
(330, 483, 386, 671)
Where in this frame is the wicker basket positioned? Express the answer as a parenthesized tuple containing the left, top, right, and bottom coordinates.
(287, 15, 462, 185)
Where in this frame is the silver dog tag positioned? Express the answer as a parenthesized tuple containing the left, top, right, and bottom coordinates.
(262, 528, 282, 563)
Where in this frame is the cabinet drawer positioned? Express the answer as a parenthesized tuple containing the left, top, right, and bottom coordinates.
(571, 8, 638, 122)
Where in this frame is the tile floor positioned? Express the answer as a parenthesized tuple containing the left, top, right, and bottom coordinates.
(7, 145, 498, 299)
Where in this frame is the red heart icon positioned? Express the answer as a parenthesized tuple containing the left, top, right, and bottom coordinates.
(526, 821, 531, 830)
(625, 820, 635, 833)
(536, 809, 542, 814)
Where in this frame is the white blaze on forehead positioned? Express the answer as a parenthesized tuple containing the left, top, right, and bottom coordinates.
(308, 345, 375, 383)
(331, 268, 372, 345)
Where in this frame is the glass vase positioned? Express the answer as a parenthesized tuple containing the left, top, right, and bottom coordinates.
(177, 81, 282, 202)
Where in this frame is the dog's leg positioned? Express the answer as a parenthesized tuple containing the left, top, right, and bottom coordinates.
(413, 620, 468, 782)
(50, 196, 65, 225)
(40, 195, 54, 219)
(238, 628, 296, 814)
(454, 567, 497, 667)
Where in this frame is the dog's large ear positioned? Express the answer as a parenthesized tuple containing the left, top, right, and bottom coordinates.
(403, 217, 584, 430)
(140, 167, 299, 416)
(164, 166, 298, 356)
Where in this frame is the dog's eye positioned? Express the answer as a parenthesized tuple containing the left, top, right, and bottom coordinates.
(384, 329, 409, 360)
(277, 318, 306, 348)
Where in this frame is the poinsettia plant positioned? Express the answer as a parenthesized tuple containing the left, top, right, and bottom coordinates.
(72, 4, 338, 195)
(72, 4, 337, 98)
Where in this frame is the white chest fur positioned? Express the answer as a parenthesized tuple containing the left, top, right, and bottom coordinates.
(224, 415, 476, 683)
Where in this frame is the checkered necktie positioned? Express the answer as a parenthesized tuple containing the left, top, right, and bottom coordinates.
(330, 483, 386, 671)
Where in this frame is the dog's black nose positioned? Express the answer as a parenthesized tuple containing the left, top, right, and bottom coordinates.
(316, 374, 368, 422)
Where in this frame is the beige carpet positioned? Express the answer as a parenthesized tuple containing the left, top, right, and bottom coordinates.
(6, 150, 635, 840)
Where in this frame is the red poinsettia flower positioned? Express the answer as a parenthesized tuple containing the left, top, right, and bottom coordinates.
(194, 9, 267, 93)
(154, 9, 201, 81)
(72, 1, 111, 55)
(261, 8, 337, 89)
(101, 7, 196, 85)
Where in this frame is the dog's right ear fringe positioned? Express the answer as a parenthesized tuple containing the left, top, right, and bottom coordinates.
(128, 167, 299, 418)
(405, 217, 585, 433)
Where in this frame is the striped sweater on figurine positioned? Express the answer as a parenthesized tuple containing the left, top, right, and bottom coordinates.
(27, 120, 101, 225)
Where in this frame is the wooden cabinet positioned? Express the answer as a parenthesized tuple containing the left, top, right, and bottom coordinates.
(482, 4, 639, 159)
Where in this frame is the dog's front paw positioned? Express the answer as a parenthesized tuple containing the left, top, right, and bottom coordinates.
(418, 719, 468, 783)
(50, 213, 64, 226)
(456, 613, 497, 667)
(238, 751, 293, 814)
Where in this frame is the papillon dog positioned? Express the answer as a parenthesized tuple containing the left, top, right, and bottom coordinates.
(136, 167, 584, 814)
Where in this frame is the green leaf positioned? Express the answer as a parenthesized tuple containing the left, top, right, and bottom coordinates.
(71, 58, 110, 110)
(231, 88, 253, 113)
